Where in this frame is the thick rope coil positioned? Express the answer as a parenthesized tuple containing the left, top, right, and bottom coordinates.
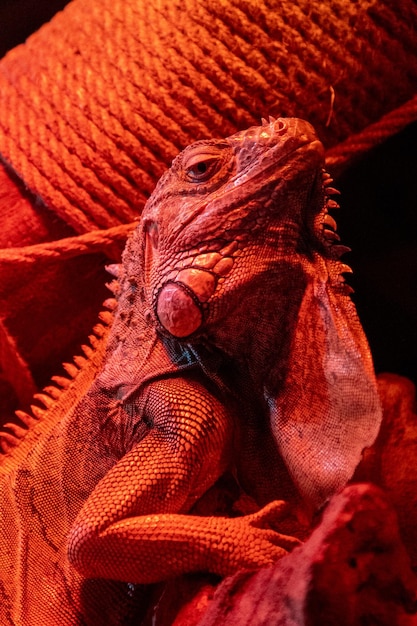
(0, 0, 416, 235)
(325, 94, 417, 177)
(1, 93, 416, 270)
(0, 223, 136, 266)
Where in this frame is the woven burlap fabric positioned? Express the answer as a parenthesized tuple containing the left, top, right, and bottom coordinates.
(0, 0, 416, 418)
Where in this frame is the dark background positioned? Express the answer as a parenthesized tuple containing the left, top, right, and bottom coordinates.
(1, 0, 416, 385)
(338, 123, 417, 385)
(0, 0, 70, 59)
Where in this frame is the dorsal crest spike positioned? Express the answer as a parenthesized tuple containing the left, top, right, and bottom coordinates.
(2, 422, 28, 439)
(261, 117, 268, 126)
(93, 323, 107, 338)
(51, 375, 71, 390)
(0, 432, 20, 453)
(99, 311, 114, 325)
(106, 264, 122, 278)
(103, 298, 118, 311)
(30, 404, 46, 420)
(73, 355, 87, 369)
(105, 280, 120, 296)
(43, 385, 62, 400)
(63, 362, 79, 379)
(81, 344, 94, 358)
(15, 410, 38, 428)
(33, 393, 54, 409)
(332, 245, 352, 259)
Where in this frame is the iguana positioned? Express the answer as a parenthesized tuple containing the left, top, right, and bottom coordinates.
(0, 117, 382, 625)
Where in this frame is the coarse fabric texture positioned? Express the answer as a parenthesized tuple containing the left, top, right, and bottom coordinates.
(0, 0, 417, 233)
(0, 0, 416, 419)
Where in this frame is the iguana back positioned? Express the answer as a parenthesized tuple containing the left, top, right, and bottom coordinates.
(0, 323, 149, 624)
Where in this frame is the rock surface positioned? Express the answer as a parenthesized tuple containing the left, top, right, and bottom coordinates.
(197, 484, 417, 626)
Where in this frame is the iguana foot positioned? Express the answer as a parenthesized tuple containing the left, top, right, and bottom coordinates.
(243, 499, 302, 551)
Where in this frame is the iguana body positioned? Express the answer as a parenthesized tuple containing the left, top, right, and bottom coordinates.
(0, 118, 381, 625)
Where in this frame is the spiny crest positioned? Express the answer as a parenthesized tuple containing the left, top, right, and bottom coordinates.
(103, 263, 125, 313)
(261, 115, 277, 126)
(0, 311, 114, 454)
(316, 170, 354, 295)
(106, 263, 122, 278)
(318, 169, 351, 261)
(329, 261, 354, 295)
(239, 116, 286, 151)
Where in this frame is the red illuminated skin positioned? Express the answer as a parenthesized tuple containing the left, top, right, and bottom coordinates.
(0, 118, 381, 625)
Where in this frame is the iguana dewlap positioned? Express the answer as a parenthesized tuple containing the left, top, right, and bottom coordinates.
(0, 117, 382, 625)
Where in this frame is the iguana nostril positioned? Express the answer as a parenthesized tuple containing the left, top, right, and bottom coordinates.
(156, 281, 203, 338)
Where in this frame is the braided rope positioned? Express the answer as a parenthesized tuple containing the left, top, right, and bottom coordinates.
(325, 94, 417, 177)
(0, 223, 136, 266)
(0, 0, 416, 236)
(1, 92, 416, 271)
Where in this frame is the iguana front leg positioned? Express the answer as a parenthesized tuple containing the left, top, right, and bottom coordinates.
(68, 377, 294, 584)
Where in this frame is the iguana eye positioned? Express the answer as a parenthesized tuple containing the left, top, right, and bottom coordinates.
(185, 157, 221, 182)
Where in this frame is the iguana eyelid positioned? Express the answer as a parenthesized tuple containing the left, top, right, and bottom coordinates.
(185, 153, 221, 169)
(184, 152, 224, 182)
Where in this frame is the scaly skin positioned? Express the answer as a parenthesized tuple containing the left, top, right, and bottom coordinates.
(0, 118, 381, 625)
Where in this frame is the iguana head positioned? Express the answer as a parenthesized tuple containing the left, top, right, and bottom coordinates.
(120, 117, 382, 510)
(137, 117, 327, 340)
